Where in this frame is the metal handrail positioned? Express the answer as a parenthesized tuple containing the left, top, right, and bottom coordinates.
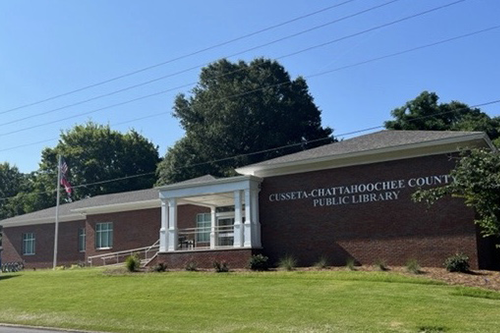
(87, 224, 237, 266)
(145, 239, 160, 260)
(87, 241, 160, 267)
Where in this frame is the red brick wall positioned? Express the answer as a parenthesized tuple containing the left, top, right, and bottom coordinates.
(2, 220, 86, 269)
(85, 205, 209, 261)
(85, 208, 160, 259)
(157, 248, 258, 269)
(259, 154, 484, 269)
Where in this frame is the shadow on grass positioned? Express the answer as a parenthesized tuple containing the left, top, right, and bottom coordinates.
(451, 286, 500, 300)
(417, 325, 449, 332)
(0, 274, 21, 281)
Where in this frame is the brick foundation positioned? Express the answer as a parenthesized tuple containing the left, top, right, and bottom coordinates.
(156, 248, 259, 269)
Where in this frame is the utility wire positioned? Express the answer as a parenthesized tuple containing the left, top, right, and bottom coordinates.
(0, 0, 357, 115)
(0, 23, 498, 151)
(0, 111, 172, 153)
(0, 97, 499, 204)
(0, 0, 400, 128)
(0, 0, 468, 138)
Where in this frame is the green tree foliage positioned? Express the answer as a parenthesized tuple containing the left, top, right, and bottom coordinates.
(385, 91, 500, 145)
(34, 122, 160, 205)
(0, 163, 26, 219)
(1, 123, 160, 219)
(1, 172, 49, 218)
(413, 148, 500, 240)
(157, 58, 333, 184)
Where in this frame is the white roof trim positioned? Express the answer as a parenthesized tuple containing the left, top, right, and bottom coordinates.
(2, 214, 85, 227)
(158, 175, 263, 199)
(71, 199, 161, 215)
(157, 175, 262, 191)
(236, 132, 492, 177)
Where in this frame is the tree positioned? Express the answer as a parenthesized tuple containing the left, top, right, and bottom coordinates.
(385, 91, 500, 145)
(0, 162, 25, 219)
(157, 58, 333, 184)
(413, 148, 500, 240)
(36, 122, 160, 203)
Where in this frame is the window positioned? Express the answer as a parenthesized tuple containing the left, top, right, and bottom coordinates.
(196, 213, 211, 243)
(78, 228, 86, 252)
(95, 222, 113, 249)
(22, 232, 35, 255)
(217, 217, 234, 246)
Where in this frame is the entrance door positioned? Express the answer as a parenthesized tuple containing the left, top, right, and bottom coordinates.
(217, 217, 234, 246)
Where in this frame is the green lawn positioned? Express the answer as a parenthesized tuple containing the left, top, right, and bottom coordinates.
(0, 268, 499, 332)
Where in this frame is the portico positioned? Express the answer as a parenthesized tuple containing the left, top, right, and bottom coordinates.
(157, 175, 263, 253)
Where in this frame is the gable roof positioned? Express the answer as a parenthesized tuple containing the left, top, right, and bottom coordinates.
(2, 131, 493, 227)
(236, 130, 494, 177)
(0, 188, 159, 227)
(0, 176, 220, 227)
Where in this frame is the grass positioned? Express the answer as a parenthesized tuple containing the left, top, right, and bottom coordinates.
(0, 268, 500, 332)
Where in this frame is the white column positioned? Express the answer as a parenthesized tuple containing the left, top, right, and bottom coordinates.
(244, 188, 252, 247)
(210, 207, 217, 249)
(251, 188, 261, 247)
(167, 198, 178, 251)
(233, 190, 243, 247)
(159, 199, 168, 252)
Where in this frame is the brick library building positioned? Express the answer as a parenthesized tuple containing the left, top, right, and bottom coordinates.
(1, 130, 499, 270)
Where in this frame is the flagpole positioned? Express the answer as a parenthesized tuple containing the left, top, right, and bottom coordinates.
(53, 155, 62, 270)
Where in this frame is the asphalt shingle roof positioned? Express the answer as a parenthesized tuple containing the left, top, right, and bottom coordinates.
(245, 130, 484, 167)
(1, 176, 220, 225)
(2, 131, 486, 225)
(0, 188, 159, 225)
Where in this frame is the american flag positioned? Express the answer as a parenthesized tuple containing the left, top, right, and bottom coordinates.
(60, 158, 72, 197)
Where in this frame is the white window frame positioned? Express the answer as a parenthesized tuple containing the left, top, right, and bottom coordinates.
(22, 232, 35, 255)
(78, 227, 86, 252)
(95, 222, 113, 250)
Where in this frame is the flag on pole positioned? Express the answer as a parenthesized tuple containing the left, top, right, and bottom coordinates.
(60, 158, 72, 197)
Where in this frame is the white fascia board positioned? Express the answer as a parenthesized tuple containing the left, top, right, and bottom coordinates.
(158, 175, 263, 199)
(71, 199, 160, 215)
(236, 133, 490, 177)
(2, 214, 85, 228)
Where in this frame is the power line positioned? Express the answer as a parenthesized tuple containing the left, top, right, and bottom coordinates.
(1, 23, 498, 151)
(0, 96, 499, 204)
(0, 0, 358, 116)
(0, 0, 401, 129)
(0, 111, 172, 153)
(306, 25, 500, 78)
(0, 0, 468, 138)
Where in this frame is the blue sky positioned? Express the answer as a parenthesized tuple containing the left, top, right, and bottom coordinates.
(1, 0, 499, 173)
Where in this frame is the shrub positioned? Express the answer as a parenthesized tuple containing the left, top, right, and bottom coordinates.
(213, 260, 229, 273)
(314, 256, 329, 269)
(248, 254, 269, 271)
(152, 262, 167, 272)
(278, 255, 297, 271)
(125, 254, 141, 272)
(406, 259, 421, 274)
(185, 261, 197, 271)
(444, 253, 470, 273)
(374, 259, 388, 271)
(345, 257, 356, 271)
